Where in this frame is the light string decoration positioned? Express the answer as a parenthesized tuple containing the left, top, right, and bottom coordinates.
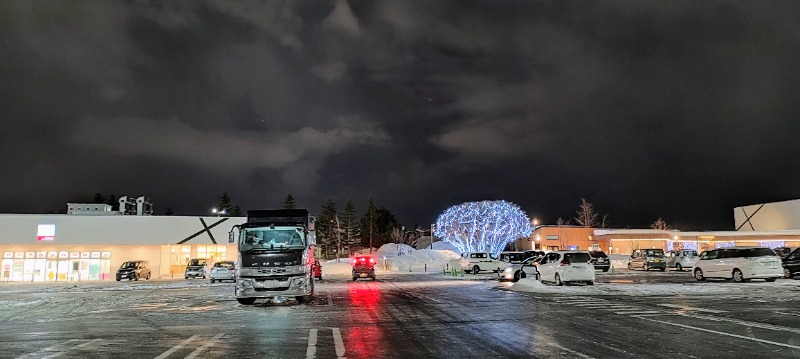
(434, 200, 533, 256)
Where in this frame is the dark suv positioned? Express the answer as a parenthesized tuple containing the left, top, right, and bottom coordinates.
(116, 260, 152, 281)
(352, 256, 376, 281)
(782, 247, 800, 278)
(588, 251, 610, 272)
(628, 249, 666, 271)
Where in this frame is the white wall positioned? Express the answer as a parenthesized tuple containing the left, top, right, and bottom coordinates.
(734, 199, 800, 231)
(0, 214, 247, 245)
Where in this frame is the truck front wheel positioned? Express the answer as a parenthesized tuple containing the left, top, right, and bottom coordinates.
(237, 298, 256, 305)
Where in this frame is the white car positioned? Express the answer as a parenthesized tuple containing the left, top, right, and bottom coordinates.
(693, 247, 782, 282)
(209, 261, 237, 283)
(500, 256, 540, 282)
(666, 250, 698, 271)
(536, 251, 595, 285)
(497, 252, 528, 271)
(460, 252, 500, 274)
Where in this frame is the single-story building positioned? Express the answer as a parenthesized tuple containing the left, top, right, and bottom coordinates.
(0, 214, 246, 282)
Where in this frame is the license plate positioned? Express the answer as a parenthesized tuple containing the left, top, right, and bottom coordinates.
(360, 273, 367, 277)
(654, 260, 661, 262)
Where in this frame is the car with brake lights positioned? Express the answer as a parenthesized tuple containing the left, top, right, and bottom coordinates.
(693, 247, 782, 282)
(352, 256, 376, 281)
(210, 261, 236, 283)
(536, 250, 595, 285)
(627, 248, 666, 271)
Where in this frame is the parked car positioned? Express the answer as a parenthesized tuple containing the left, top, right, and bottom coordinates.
(116, 260, 151, 281)
(523, 250, 546, 260)
(588, 251, 610, 272)
(627, 249, 666, 271)
(666, 250, 699, 271)
(693, 247, 783, 282)
(775, 247, 797, 260)
(460, 252, 501, 274)
(536, 250, 595, 285)
(498, 251, 528, 271)
(782, 247, 800, 278)
(209, 261, 236, 283)
(185, 258, 209, 279)
(352, 256, 376, 281)
(500, 256, 540, 282)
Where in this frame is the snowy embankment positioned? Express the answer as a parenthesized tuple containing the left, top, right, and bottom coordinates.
(512, 277, 800, 297)
(323, 242, 462, 275)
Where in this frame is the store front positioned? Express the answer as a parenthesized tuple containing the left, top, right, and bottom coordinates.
(2, 250, 112, 282)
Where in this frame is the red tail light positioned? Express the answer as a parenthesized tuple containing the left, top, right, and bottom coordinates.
(559, 260, 569, 266)
(369, 258, 375, 264)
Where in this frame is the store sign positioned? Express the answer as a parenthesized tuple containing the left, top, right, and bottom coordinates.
(91, 252, 100, 259)
(101, 252, 111, 259)
(3, 252, 12, 259)
(37, 224, 56, 241)
(14, 252, 24, 259)
(25, 252, 35, 259)
(58, 252, 68, 259)
(48, 252, 58, 258)
(69, 252, 79, 259)
(36, 252, 46, 259)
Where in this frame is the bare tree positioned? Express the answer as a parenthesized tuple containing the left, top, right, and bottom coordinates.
(556, 217, 572, 226)
(390, 227, 403, 244)
(650, 217, 672, 230)
(573, 198, 600, 227)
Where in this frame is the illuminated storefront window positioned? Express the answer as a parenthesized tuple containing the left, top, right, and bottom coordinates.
(2, 251, 111, 282)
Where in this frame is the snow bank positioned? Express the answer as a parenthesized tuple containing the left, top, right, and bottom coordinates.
(512, 277, 800, 296)
(376, 243, 415, 256)
(426, 241, 460, 253)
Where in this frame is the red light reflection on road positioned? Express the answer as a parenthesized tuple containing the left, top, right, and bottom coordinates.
(346, 282, 385, 358)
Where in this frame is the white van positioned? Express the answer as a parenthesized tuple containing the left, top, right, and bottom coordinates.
(460, 252, 500, 274)
(536, 250, 595, 285)
(693, 247, 782, 282)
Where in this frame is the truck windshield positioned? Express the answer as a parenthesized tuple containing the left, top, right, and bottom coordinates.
(241, 226, 306, 251)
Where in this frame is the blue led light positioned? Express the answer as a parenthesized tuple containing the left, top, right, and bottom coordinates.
(434, 200, 533, 256)
(759, 240, 785, 249)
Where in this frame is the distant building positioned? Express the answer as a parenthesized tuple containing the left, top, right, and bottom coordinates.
(734, 198, 800, 231)
(67, 196, 153, 216)
(67, 203, 115, 215)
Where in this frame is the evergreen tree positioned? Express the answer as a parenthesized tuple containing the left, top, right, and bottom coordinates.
(93, 193, 106, 204)
(375, 207, 400, 248)
(283, 194, 296, 209)
(358, 198, 379, 252)
(217, 192, 234, 216)
(342, 200, 359, 254)
(317, 200, 339, 259)
(229, 205, 243, 217)
(164, 207, 175, 216)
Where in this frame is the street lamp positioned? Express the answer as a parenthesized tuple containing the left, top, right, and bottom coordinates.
(212, 208, 227, 217)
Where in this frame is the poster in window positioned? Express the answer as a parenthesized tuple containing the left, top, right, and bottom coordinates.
(80, 252, 90, 259)
(59, 252, 68, 258)
(101, 252, 111, 259)
(90, 252, 100, 259)
(69, 252, 79, 259)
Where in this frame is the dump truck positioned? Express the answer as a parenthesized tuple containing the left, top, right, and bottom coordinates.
(228, 209, 316, 305)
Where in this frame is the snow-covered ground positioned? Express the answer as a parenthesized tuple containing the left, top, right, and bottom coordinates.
(322, 243, 462, 275)
(512, 276, 800, 298)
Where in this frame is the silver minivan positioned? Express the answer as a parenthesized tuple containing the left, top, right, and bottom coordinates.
(666, 250, 698, 271)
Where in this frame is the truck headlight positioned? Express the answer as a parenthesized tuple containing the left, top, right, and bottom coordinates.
(504, 267, 513, 273)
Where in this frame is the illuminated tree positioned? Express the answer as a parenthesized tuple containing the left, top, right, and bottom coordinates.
(434, 200, 533, 256)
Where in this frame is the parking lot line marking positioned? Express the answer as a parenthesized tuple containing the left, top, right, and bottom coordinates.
(306, 329, 318, 359)
(153, 335, 199, 359)
(331, 327, 346, 358)
(41, 339, 102, 359)
(679, 313, 800, 334)
(550, 343, 594, 359)
(658, 304, 727, 313)
(15, 339, 81, 359)
(633, 316, 800, 350)
(184, 333, 224, 359)
(614, 310, 663, 315)
(777, 312, 800, 317)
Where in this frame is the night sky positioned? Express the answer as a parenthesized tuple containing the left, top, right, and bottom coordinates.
(3, 1, 800, 231)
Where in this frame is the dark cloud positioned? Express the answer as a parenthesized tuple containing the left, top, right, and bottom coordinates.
(2, 0, 800, 230)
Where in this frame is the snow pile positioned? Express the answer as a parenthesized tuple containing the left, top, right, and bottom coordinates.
(428, 241, 460, 253)
(609, 254, 630, 270)
(382, 248, 461, 272)
(376, 243, 415, 256)
(320, 261, 353, 275)
(511, 278, 800, 296)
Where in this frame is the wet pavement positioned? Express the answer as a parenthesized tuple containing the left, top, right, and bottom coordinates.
(0, 271, 799, 358)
